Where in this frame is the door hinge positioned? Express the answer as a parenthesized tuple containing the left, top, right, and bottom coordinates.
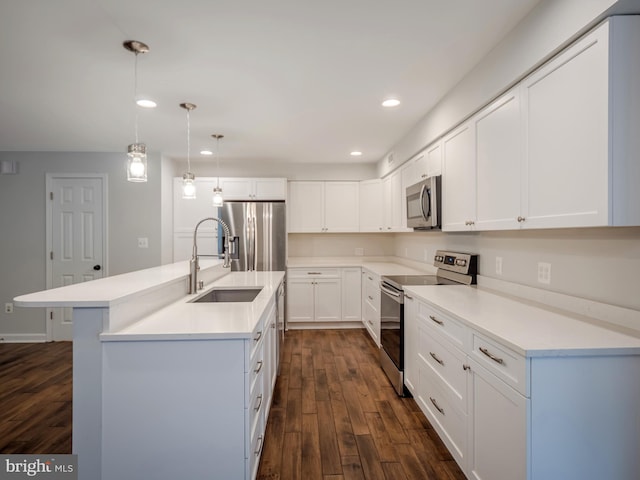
(49, 192, 53, 201)
(50, 251, 53, 260)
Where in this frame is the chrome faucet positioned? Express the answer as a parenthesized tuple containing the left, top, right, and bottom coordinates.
(190, 217, 231, 294)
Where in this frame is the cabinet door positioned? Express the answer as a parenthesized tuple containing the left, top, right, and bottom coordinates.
(403, 293, 418, 395)
(359, 179, 383, 232)
(521, 23, 609, 229)
(341, 268, 361, 322)
(219, 178, 254, 200)
(468, 360, 527, 480)
(401, 152, 424, 190)
(263, 306, 277, 414)
(382, 170, 404, 231)
(442, 121, 476, 231)
(425, 141, 442, 177)
(475, 89, 522, 230)
(287, 181, 324, 232)
(286, 278, 315, 322)
(254, 178, 287, 200)
(324, 182, 359, 232)
(314, 278, 342, 322)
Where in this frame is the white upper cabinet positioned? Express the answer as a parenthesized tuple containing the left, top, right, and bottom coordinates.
(520, 17, 640, 228)
(288, 181, 359, 232)
(219, 177, 286, 201)
(425, 141, 443, 177)
(442, 121, 476, 231)
(475, 88, 523, 230)
(382, 170, 406, 231)
(359, 179, 384, 232)
(402, 142, 443, 190)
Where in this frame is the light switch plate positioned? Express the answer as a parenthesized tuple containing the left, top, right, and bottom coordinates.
(138, 237, 149, 248)
(495, 257, 503, 275)
(537, 262, 551, 284)
(4, 303, 13, 314)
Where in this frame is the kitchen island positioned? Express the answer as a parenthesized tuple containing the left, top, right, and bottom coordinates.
(15, 260, 285, 480)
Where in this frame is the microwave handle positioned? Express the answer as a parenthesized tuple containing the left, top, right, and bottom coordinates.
(420, 184, 432, 221)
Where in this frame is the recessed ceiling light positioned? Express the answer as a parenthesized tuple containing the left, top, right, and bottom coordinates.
(200, 150, 213, 156)
(136, 98, 157, 108)
(382, 98, 400, 108)
(350, 151, 363, 156)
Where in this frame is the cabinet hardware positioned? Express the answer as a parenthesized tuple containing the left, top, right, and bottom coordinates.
(404, 293, 413, 300)
(429, 315, 444, 325)
(254, 394, 263, 412)
(254, 435, 264, 456)
(367, 320, 373, 325)
(368, 276, 373, 281)
(429, 352, 444, 366)
(479, 347, 504, 364)
(254, 360, 263, 373)
(430, 397, 445, 415)
(517, 216, 526, 222)
(307, 272, 322, 275)
(368, 295, 374, 300)
(463, 364, 471, 371)
(254, 331, 262, 342)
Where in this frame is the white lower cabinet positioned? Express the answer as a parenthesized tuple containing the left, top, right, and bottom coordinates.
(101, 296, 279, 480)
(361, 269, 381, 345)
(287, 269, 341, 324)
(406, 297, 640, 480)
(341, 267, 362, 322)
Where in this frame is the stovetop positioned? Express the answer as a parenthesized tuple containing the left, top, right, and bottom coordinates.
(381, 274, 461, 290)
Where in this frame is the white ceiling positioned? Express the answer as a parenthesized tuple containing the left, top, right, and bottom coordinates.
(0, 0, 541, 165)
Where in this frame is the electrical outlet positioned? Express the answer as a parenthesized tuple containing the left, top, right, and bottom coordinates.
(495, 257, 503, 275)
(5, 303, 13, 314)
(537, 262, 551, 284)
(137, 237, 149, 248)
(355, 247, 364, 256)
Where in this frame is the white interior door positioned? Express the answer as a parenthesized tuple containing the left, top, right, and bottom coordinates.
(47, 175, 106, 341)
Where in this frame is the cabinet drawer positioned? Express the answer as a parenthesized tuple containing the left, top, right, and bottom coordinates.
(249, 322, 265, 364)
(288, 268, 340, 278)
(249, 367, 265, 436)
(417, 364, 467, 466)
(418, 302, 471, 351)
(471, 334, 528, 396)
(419, 325, 468, 413)
(363, 301, 380, 345)
(249, 408, 265, 480)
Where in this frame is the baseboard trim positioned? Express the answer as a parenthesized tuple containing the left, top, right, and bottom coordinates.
(0, 333, 48, 343)
(287, 321, 364, 330)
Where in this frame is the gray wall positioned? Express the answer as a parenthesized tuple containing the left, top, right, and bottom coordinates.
(0, 151, 162, 336)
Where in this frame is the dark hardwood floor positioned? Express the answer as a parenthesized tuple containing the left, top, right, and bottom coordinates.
(0, 341, 72, 454)
(0, 330, 465, 479)
(257, 329, 465, 480)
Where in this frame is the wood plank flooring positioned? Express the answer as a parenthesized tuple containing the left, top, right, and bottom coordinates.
(0, 341, 72, 454)
(0, 330, 466, 480)
(257, 329, 466, 480)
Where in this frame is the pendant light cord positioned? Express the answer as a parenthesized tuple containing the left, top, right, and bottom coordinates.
(133, 52, 139, 144)
(216, 135, 220, 188)
(186, 108, 191, 173)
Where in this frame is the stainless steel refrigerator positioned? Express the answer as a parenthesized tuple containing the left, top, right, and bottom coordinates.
(218, 201, 286, 272)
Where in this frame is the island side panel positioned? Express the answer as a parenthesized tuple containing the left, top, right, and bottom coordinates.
(101, 338, 246, 480)
(530, 354, 640, 480)
(72, 307, 108, 480)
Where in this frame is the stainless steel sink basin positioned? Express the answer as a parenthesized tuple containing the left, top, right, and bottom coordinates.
(191, 287, 262, 303)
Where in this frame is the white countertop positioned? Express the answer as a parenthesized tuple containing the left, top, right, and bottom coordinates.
(288, 256, 435, 276)
(14, 260, 222, 308)
(101, 271, 284, 341)
(405, 285, 640, 358)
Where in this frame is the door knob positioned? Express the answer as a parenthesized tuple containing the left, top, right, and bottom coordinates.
(93, 265, 101, 271)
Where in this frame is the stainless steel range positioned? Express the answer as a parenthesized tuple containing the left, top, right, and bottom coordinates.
(379, 250, 478, 396)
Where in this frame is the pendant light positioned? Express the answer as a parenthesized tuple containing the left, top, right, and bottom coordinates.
(123, 40, 150, 182)
(180, 102, 197, 199)
(211, 134, 224, 207)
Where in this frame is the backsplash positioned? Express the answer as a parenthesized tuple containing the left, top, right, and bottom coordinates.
(288, 233, 394, 258)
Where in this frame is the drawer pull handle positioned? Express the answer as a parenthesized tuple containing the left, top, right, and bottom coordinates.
(479, 347, 504, 365)
(307, 272, 322, 275)
(463, 364, 471, 371)
(368, 276, 373, 281)
(254, 360, 263, 373)
(429, 315, 444, 326)
(254, 331, 262, 342)
(430, 397, 444, 415)
(368, 295, 374, 300)
(254, 435, 264, 456)
(367, 320, 373, 326)
(404, 293, 413, 300)
(429, 352, 444, 366)
(254, 394, 263, 412)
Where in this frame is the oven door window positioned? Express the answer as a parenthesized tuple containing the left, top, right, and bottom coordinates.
(380, 291, 403, 369)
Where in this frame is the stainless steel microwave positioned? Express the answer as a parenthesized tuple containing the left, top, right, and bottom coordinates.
(406, 175, 441, 229)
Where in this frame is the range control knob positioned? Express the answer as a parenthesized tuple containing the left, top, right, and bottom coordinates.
(455, 259, 467, 267)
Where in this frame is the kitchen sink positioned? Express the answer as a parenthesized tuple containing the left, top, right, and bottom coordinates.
(191, 287, 262, 303)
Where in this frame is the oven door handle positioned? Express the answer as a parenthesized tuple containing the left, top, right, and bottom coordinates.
(380, 283, 402, 299)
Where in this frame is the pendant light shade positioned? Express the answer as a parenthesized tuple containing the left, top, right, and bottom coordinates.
(180, 103, 197, 199)
(124, 40, 150, 183)
(212, 134, 224, 206)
